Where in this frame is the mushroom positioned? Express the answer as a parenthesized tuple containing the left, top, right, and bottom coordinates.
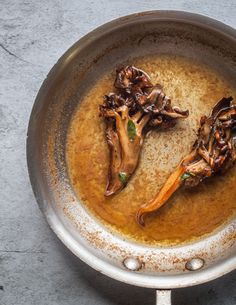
(100, 66, 189, 196)
(136, 97, 236, 226)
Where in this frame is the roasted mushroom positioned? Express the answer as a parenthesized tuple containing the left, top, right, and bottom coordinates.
(136, 97, 236, 225)
(100, 66, 189, 196)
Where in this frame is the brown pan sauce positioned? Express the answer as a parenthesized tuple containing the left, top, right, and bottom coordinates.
(66, 55, 236, 245)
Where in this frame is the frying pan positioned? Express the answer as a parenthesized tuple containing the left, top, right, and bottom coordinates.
(27, 11, 236, 304)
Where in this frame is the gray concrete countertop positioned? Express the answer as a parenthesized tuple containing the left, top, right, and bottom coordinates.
(1, 1, 236, 304)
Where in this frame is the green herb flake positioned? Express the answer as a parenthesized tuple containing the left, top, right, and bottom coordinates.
(127, 120, 136, 141)
(181, 172, 194, 180)
(119, 172, 127, 183)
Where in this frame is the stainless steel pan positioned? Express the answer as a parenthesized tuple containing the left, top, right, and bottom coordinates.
(27, 11, 236, 304)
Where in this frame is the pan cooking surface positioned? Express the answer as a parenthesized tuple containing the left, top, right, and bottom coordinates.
(66, 54, 236, 246)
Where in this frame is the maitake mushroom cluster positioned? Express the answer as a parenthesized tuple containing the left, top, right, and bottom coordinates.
(100, 66, 189, 196)
(136, 97, 236, 225)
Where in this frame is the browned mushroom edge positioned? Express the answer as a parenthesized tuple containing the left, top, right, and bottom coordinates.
(136, 96, 236, 226)
(99, 66, 189, 196)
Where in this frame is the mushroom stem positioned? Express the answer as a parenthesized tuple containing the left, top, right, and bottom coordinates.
(136, 150, 197, 225)
(136, 164, 185, 226)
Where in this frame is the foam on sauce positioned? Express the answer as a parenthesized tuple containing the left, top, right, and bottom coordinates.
(66, 55, 236, 245)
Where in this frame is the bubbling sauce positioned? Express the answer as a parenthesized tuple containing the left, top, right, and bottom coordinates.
(66, 55, 236, 245)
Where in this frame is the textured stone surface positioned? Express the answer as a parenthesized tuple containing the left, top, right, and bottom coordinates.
(0, 1, 236, 304)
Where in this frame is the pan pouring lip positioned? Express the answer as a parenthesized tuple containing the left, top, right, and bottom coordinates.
(27, 10, 236, 289)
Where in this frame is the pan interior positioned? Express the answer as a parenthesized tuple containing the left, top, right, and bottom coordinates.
(66, 54, 236, 246)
